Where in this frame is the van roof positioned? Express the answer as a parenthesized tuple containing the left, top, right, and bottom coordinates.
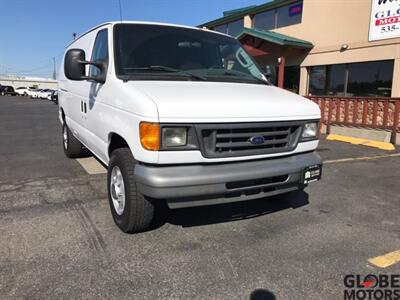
(67, 21, 221, 47)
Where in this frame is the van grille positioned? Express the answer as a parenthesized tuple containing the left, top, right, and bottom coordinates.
(195, 121, 303, 158)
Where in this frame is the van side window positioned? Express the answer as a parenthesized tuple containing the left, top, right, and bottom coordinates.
(89, 29, 108, 77)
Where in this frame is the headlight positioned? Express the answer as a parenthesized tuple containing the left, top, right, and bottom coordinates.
(302, 122, 318, 139)
(162, 127, 187, 147)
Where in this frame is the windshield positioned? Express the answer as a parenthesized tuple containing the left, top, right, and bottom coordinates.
(113, 24, 267, 84)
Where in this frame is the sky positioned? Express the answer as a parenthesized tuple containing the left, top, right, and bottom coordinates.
(0, 0, 267, 78)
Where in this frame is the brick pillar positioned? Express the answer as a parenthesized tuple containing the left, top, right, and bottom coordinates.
(277, 56, 285, 89)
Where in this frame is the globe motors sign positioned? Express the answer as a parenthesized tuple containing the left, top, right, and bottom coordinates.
(369, 0, 400, 41)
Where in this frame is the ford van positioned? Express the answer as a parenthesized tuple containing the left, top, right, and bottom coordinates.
(59, 22, 322, 233)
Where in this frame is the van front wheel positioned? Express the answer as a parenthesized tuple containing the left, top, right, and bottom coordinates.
(107, 148, 155, 233)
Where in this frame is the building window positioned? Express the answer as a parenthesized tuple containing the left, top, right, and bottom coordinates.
(213, 19, 243, 37)
(308, 60, 394, 97)
(214, 24, 227, 34)
(253, 1, 303, 31)
(253, 10, 275, 30)
(277, 2, 303, 28)
(227, 19, 244, 37)
(326, 64, 347, 96)
(347, 61, 393, 97)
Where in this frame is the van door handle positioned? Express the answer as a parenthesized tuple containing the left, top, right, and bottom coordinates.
(80, 101, 87, 113)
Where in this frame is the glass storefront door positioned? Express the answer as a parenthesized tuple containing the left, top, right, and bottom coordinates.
(284, 66, 300, 94)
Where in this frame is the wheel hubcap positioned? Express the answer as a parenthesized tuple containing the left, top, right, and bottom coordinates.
(110, 166, 125, 215)
(63, 126, 68, 149)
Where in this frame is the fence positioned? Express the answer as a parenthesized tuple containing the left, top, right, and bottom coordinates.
(307, 96, 400, 145)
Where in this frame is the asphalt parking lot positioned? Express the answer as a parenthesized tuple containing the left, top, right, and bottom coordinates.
(0, 95, 399, 299)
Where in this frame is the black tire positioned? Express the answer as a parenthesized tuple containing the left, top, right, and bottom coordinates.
(108, 148, 155, 233)
(0, 92, 5, 96)
(62, 123, 83, 158)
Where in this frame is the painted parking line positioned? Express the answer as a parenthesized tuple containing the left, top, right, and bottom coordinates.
(324, 153, 400, 164)
(76, 157, 107, 174)
(327, 134, 395, 151)
(369, 250, 400, 268)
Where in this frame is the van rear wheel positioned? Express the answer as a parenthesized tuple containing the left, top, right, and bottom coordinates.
(107, 148, 155, 233)
(62, 123, 83, 158)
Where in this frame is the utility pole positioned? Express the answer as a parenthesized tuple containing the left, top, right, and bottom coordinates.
(52, 57, 56, 80)
(118, 0, 123, 22)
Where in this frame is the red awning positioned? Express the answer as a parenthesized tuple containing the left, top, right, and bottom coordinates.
(243, 44, 270, 57)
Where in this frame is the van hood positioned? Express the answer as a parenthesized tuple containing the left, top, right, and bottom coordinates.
(129, 81, 320, 122)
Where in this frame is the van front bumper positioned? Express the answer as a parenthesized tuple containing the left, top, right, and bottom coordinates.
(134, 152, 322, 209)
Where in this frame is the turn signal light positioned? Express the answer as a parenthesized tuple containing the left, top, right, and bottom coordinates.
(139, 122, 160, 151)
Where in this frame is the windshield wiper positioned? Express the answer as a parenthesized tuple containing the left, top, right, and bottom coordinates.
(207, 69, 249, 78)
(123, 65, 206, 81)
(207, 69, 269, 85)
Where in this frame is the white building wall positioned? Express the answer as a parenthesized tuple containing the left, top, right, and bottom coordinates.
(0, 77, 58, 89)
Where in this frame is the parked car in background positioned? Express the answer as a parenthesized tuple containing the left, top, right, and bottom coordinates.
(0, 85, 17, 96)
(15, 87, 29, 96)
(38, 89, 53, 99)
(46, 90, 54, 99)
(46, 90, 55, 100)
(25, 88, 36, 98)
(30, 89, 48, 99)
(37, 89, 46, 99)
(50, 90, 58, 103)
(59, 22, 322, 234)
(28, 89, 41, 99)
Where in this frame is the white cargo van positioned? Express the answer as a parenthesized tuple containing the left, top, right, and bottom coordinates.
(59, 22, 322, 233)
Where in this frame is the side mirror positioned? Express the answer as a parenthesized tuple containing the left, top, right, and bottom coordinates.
(64, 49, 86, 81)
(64, 49, 107, 84)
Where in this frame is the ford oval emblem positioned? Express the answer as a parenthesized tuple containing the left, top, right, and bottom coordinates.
(249, 136, 265, 145)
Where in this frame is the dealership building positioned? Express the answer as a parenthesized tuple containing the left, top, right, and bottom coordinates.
(199, 0, 400, 98)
